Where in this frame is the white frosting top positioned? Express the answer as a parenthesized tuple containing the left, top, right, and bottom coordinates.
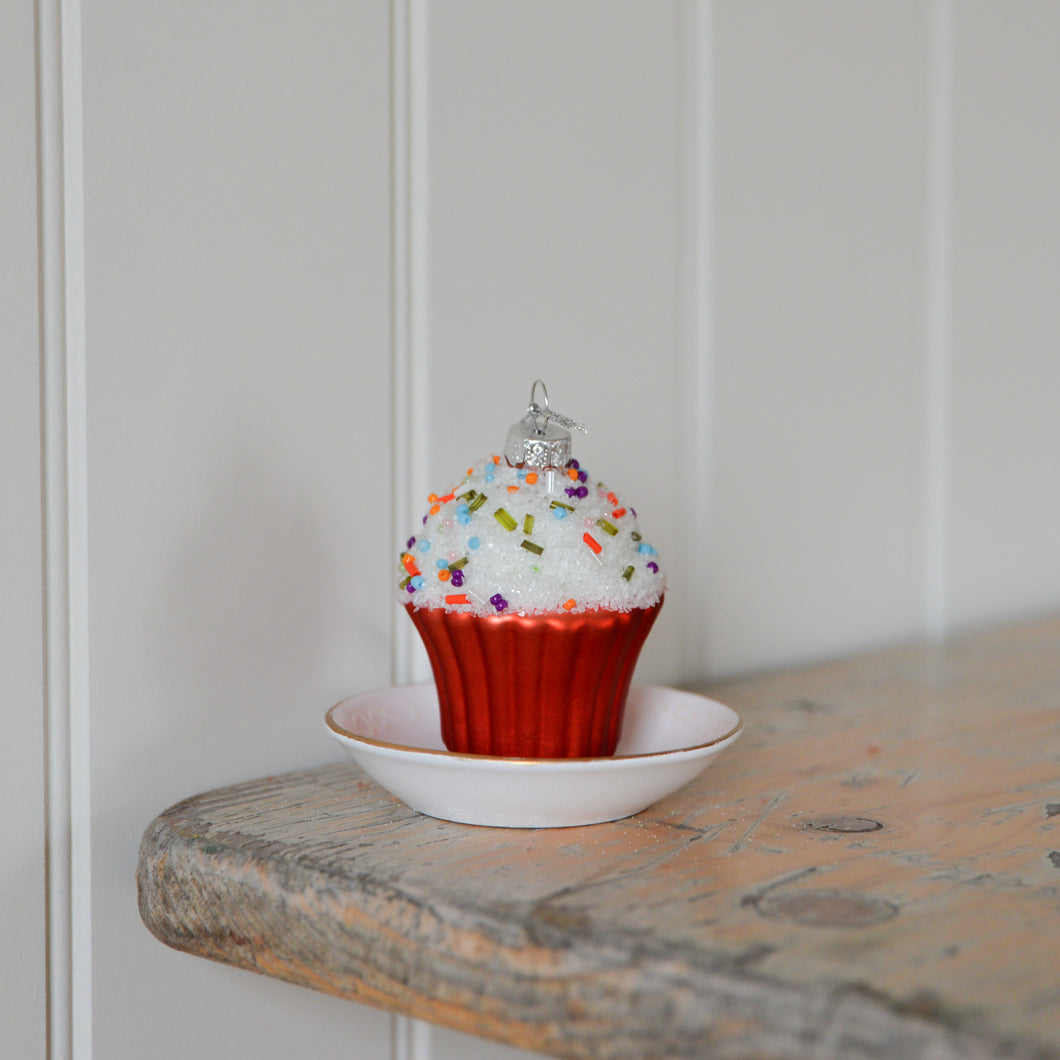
(397, 456, 665, 616)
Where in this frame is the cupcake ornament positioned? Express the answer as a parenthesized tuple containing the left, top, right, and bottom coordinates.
(399, 380, 665, 759)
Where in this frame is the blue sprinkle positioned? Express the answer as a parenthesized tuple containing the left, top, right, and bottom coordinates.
(418, 539, 431, 552)
(435, 558, 448, 569)
(456, 511, 471, 525)
(637, 543, 658, 555)
(552, 507, 568, 519)
(410, 575, 426, 590)
(468, 536, 480, 549)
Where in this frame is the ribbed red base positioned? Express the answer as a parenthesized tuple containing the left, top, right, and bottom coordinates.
(405, 599, 662, 758)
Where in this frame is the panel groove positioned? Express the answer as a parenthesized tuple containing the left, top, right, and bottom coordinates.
(390, 0, 432, 691)
(925, 0, 952, 639)
(677, 0, 713, 682)
(389, 1, 433, 1057)
(36, 0, 91, 1057)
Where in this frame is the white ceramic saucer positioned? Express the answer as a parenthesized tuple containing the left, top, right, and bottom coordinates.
(325, 683, 742, 828)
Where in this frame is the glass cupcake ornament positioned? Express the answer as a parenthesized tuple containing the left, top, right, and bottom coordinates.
(399, 380, 665, 758)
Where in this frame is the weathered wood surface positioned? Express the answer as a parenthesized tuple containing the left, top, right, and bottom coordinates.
(138, 616, 1060, 1059)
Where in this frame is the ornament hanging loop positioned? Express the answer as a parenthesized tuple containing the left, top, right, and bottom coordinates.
(525, 378, 589, 436)
(504, 379, 587, 471)
(528, 378, 550, 434)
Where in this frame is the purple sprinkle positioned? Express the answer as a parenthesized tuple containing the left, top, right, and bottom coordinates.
(575, 485, 589, 499)
(565, 486, 577, 497)
(407, 536, 417, 549)
(568, 459, 580, 470)
(422, 515, 428, 525)
(648, 561, 659, 573)
(577, 469, 587, 483)
(489, 593, 508, 612)
(406, 582, 417, 592)
(630, 508, 637, 518)
(450, 569, 464, 587)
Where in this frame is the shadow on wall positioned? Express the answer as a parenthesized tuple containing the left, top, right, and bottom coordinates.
(87, 451, 395, 1058)
(144, 453, 388, 785)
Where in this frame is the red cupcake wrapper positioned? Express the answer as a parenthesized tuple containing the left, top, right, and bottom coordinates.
(405, 599, 662, 758)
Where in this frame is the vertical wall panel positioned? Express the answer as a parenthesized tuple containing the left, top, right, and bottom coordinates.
(0, 1, 47, 1055)
(424, 3, 682, 1056)
(433, 1025, 557, 1060)
(83, 1, 393, 1056)
(709, 1, 931, 676)
(426, 0, 683, 687)
(948, 1, 1060, 629)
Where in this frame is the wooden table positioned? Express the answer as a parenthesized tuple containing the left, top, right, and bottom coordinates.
(138, 616, 1060, 1059)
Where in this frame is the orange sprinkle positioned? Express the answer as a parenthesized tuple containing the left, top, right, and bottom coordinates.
(439, 492, 455, 504)
(445, 593, 469, 605)
(429, 504, 441, 515)
(607, 492, 618, 506)
(466, 468, 474, 477)
(568, 468, 579, 480)
(583, 532, 602, 554)
(612, 507, 627, 519)
(525, 472, 538, 485)
(563, 598, 576, 611)
(491, 455, 501, 464)
(428, 493, 438, 503)
(437, 569, 451, 582)
(507, 484, 520, 494)
(401, 553, 420, 576)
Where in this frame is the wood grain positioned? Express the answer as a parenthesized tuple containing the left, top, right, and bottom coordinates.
(138, 616, 1060, 1059)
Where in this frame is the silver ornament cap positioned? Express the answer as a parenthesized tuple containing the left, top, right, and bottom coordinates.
(504, 379, 588, 469)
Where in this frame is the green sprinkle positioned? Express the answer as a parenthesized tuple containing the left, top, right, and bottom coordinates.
(550, 500, 575, 513)
(631, 531, 643, 542)
(597, 518, 618, 537)
(457, 489, 477, 502)
(621, 565, 634, 581)
(494, 508, 517, 531)
(520, 539, 544, 555)
(523, 514, 534, 535)
(449, 557, 469, 571)
(399, 575, 412, 588)
(468, 492, 487, 512)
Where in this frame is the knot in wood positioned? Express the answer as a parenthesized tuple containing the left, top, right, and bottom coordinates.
(752, 888, 898, 928)
(804, 814, 883, 834)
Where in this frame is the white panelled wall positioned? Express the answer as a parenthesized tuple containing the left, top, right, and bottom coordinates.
(3, 2, 1059, 1058)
